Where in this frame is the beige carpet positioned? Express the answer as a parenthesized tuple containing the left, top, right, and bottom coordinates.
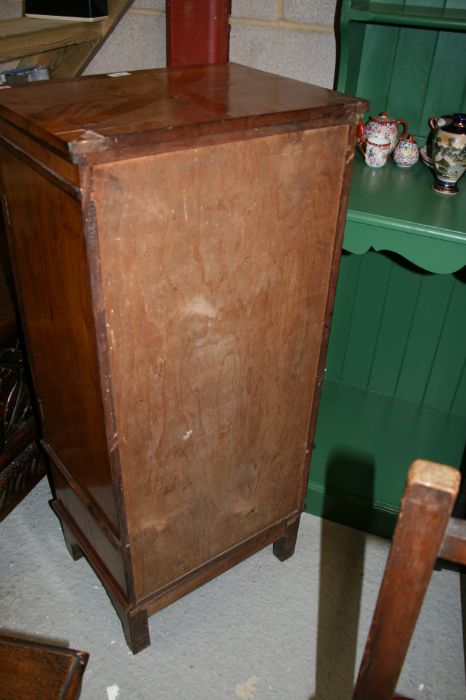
(1, 478, 464, 700)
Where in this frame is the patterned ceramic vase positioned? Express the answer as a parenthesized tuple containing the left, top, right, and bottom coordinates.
(429, 113, 466, 195)
(393, 134, 419, 168)
(358, 111, 408, 154)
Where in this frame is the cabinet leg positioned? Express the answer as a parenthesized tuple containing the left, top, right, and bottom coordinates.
(273, 516, 300, 562)
(120, 608, 150, 654)
(61, 520, 84, 562)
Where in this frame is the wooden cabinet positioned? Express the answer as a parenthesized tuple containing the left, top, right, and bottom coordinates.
(307, 0, 466, 538)
(0, 634, 88, 700)
(0, 63, 365, 652)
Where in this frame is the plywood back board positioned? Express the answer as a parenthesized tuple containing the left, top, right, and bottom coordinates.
(93, 126, 349, 599)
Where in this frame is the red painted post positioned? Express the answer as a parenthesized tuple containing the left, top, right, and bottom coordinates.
(167, 0, 232, 67)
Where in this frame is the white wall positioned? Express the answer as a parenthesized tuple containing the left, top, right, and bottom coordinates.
(229, 0, 338, 88)
(85, 0, 166, 74)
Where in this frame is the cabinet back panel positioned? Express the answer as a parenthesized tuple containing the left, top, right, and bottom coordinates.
(93, 127, 349, 599)
(0, 148, 118, 531)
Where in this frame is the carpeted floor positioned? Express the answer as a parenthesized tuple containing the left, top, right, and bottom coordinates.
(1, 478, 464, 700)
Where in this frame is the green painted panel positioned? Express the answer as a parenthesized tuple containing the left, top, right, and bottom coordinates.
(356, 24, 399, 114)
(346, 158, 466, 250)
(340, 252, 392, 387)
(409, 0, 445, 7)
(307, 378, 466, 538)
(345, 19, 466, 139)
(420, 31, 466, 132)
(385, 27, 438, 137)
(325, 0, 466, 537)
(349, 3, 466, 29)
(423, 272, 466, 413)
(340, 22, 367, 96)
(395, 273, 455, 404)
(326, 251, 466, 414)
(452, 360, 466, 416)
(368, 257, 423, 396)
(325, 253, 362, 378)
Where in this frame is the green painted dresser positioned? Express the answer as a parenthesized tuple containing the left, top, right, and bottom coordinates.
(307, 0, 466, 537)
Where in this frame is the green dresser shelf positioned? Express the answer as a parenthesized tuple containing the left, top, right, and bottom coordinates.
(306, 0, 466, 538)
(348, 2, 466, 29)
(345, 157, 466, 274)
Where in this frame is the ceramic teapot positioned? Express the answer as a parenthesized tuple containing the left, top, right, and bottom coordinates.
(358, 111, 408, 154)
(429, 113, 466, 195)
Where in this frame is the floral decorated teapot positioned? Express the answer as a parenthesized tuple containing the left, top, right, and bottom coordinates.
(358, 111, 408, 154)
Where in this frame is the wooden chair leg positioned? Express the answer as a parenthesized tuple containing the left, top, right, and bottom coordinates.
(353, 460, 460, 700)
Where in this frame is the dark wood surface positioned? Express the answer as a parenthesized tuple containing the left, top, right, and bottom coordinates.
(0, 634, 88, 700)
(0, 64, 366, 651)
(0, 268, 15, 340)
(0, 223, 44, 522)
(0, 148, 119, 534)
(353, 460, 462, 700)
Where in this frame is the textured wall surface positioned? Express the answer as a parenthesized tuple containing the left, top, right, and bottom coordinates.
(85, 1, 166, 74)
(0, 0, 167, 75)
(230, 0, 338, 88)
(0, 1, 338, 88)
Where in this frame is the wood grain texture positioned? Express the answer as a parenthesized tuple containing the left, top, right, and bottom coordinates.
(440, 517, 466, 566)
(0, 205, 44, 523)
(0, 16, 103, 62)
(0, 265, 15, 341)
(93, 126, 349, 599)
(0, 63, 366, 161)
(353, 460, 461, 700)
(0, 634, 88, 700)
(0, 147, 118, 533)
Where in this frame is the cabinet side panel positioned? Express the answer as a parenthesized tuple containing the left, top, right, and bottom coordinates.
(0, 148, 119, 531)
(93, 127, 349, 599)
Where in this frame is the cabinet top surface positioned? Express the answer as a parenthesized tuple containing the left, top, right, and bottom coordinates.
(0, 63, 366, 160)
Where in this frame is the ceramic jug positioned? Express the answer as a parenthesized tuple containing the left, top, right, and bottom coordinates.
(429, 113, 466, 195)
(358, 133, 391, 168)
(358, 111, 408, 154)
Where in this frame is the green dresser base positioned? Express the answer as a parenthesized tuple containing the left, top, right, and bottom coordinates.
(307, 250, 466, 539)
(307, 378, 466, 539)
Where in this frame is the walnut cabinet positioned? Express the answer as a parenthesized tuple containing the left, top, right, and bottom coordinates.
(0, 64, 365, 652)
